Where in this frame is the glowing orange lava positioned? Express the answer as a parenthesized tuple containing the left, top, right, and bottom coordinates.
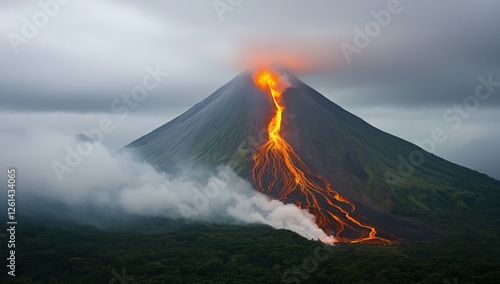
(252, 69, 393, 244)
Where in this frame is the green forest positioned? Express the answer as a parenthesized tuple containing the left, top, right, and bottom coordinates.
(1, 216, 498, 283)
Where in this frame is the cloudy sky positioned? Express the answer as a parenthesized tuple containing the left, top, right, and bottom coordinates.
(1, 0, 499, 179)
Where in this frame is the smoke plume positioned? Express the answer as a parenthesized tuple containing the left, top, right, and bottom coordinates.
(0, 129, 333, 242)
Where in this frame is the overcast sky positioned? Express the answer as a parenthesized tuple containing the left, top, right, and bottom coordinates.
(1, 0, 499, 179)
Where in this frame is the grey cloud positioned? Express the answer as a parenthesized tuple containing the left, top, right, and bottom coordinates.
(2, 1, 500, 110)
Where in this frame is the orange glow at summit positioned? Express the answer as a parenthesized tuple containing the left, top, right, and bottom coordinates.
(251, 69, 394, 245)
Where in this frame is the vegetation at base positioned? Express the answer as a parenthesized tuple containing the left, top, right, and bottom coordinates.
(1, 220, 498, 283)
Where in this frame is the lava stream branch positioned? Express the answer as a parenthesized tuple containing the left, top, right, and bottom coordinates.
(251, 69, 393, 244)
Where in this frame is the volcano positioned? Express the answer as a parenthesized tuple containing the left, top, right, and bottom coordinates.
(127, 69, 500, 243)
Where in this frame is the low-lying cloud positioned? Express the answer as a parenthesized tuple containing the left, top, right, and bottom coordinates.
(0, 129, 333, 242)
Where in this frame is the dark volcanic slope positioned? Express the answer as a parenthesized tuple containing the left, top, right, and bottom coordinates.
(280, 76, 498, 206)
(127, 70, 500, 241)
(128, 71, 272, 171)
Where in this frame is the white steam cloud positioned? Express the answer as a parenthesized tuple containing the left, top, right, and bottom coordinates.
(0, 129, 333, 242)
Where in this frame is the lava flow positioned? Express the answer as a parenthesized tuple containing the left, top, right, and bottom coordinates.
(251, 69, 393, 244)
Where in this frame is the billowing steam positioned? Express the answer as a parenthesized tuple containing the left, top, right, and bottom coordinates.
(0, 129, 334, 242)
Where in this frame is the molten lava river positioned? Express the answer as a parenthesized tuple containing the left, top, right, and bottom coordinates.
(251, 69, 393, 245)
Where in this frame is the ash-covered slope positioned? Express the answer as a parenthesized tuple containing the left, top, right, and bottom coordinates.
(128, 71, 272, 171)
(127, 70, 500, 241)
